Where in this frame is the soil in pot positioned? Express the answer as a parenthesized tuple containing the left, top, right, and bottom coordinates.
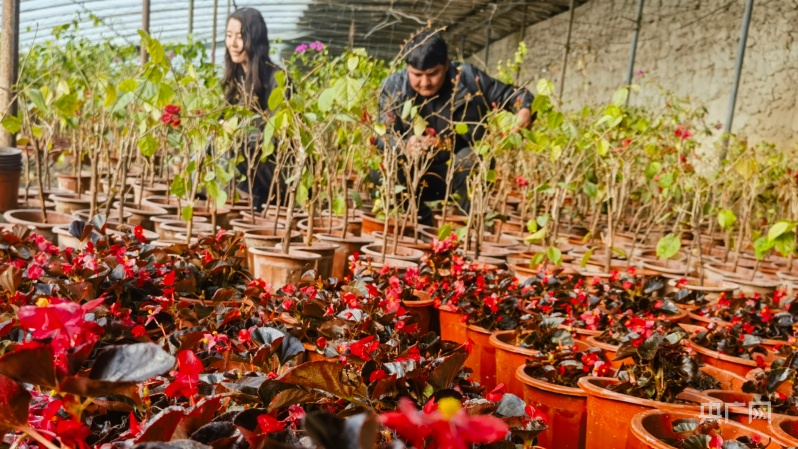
(628, 409, 786, 449)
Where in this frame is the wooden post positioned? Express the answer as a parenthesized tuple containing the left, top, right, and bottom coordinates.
(141, 0, 150, 65)
(211, 0, 219, 64)
(0, 0, 20, 147)
(484, 24, 492, 70)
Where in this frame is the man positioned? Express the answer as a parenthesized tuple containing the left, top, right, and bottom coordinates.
(372, 29, 534, 226)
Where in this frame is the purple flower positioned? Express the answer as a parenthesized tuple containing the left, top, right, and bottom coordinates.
(295, 43, 308, 53)
(636, 70, 644, 77)
(309, 41, 324, 51)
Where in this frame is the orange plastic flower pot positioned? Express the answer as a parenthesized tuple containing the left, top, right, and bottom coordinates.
(516, 365, 587, 449)
(491, 332, 592, 398)
(769, 415, 798, 446)
(438, 304, 466, 344)
(628, 409, 788, 449)
(578, 376, 720, 449)
(690, 338, 778, 377)
(465, 325, 496, 389)
(703, 389, 793, 437)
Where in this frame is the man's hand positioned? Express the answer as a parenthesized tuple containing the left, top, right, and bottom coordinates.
(405, 135, 435, 158)
(512, 108, 533, 133)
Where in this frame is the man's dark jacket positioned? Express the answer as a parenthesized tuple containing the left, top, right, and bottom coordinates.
(377, 62, 534, 164)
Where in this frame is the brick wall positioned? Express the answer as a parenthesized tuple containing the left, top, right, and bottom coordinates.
(468, 0, 798, 148)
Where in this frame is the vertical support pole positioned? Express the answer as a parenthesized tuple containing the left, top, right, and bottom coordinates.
(484, 24, 492, 71)
(520, 5, 528, 40)
(720, 0, 755, 161)
(459, 34, 466, 61)
(227, 0, 231, 18)
(188, 0, 194, 36)
(211, 0, 219, 64)
(558, 0, 576, 102)
(624, 0, 644, 106)
(0, 0, 20, 147)
(141, 0, 150, 65)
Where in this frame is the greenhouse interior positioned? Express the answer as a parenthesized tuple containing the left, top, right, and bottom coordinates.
(0, 0, 797, 448)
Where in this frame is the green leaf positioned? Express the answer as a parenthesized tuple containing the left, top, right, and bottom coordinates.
(582, 182, 597, 198)
(753, 236, 774, 261)
(717, 209, 737, 231)
(31, 126, 43, 140)
(485, 170, 496, 183)
(524, 228, 546, 243)
(455, 123, 468, 135)
(644, 162, 661, 180)
(104, 83, 117, 107)
(137, 134, 158, 157)
(774, 232, 796, 257)
(611, 88, 628, 107)
(734, 157, 758, 181)
(681, 435, 710, 449)
(768, 220, 795, 242)
(656, 234, 681, 260)
(535, 79, 554, 96)
(157, 83, 175, 108)
(295, 183, 309, 207)
(118, 79, 137, 93)
(1, 114, 22, 134)
(28, 89, 47, 111)
(332, 195, 346, 216)
(671, 418, 699, 434)
(526, 219, 537, 234)
(536, 215, 550, 228)
(267, 87, 285, 111)
(181, 205, 193, 222)
(53, 93, 79, 117)
(349, 190, 363, 209)
(373, 123, 386, 136)
(546, 247, 562, 266)
(438, 223, 452, 240)
(580, 248, 594, 268)
(598, 138, 610, 157)
(530, 252, 545, 267)
(170, 175, 187, 197)
(401, 100, 413, 120)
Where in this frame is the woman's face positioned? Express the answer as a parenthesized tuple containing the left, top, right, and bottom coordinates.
(226, 18, 247, 65)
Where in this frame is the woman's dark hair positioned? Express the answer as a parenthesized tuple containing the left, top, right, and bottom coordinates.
(222, 8, 276, 110)
(403, 29, 448, 70)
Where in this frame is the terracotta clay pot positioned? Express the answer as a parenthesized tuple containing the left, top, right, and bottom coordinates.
(628, 409, 786, 449)
(703, 389, 794, 437)
(464, 325, 497, 389)
(3, 209, 75, 242)
(491, 331, 591, 398)
(516, 365, 587, 449)
(360, 243, 425, 263)
(247, 247, 321, 290)
(314, 232, 374, 280)
(276, 242, 338, 280)
(112, 201, 168, 231)
(55, 171, 92, 193)
(578, 376, 720, 449)
(438, 304, 465, 344)
(769, 415, 798, 446)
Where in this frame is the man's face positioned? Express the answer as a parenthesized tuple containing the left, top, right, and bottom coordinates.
(408, 63, 448, 97)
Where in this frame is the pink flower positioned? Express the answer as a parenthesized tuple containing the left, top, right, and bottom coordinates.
(309, 41, 324, 51)
(295, 43, 308, 53)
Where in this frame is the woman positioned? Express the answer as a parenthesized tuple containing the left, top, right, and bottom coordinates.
(223, 7, 285, 211)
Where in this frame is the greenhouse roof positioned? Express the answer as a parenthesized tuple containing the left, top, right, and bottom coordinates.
(7, 0, 588, 63)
